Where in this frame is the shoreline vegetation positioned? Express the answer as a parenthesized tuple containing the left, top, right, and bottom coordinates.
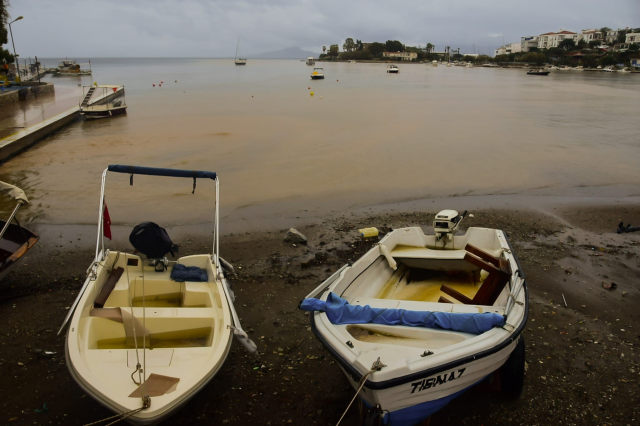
(318, 34, 640, 69)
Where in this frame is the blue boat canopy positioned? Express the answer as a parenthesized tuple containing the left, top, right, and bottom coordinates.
(108, 165, 216, 180)
(300, 292, 505, 335)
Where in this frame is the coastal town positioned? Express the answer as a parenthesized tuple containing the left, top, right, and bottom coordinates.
(318, 26, 640, 70)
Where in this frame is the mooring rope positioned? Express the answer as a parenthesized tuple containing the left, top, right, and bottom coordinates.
(336, 357, 386, 426)
(82, 406, 145, 426)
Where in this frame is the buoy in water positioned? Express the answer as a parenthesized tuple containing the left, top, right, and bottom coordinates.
(161, 81, 164, 83)
(310, 91, 314, 96)
(159, 84, 162, 87)
(308, 87, 310, 89)
(337, 79, 339, 81)
(175, 80, 177, 82)
(153, 84, 155, 87)
(320, 96, 323, 99)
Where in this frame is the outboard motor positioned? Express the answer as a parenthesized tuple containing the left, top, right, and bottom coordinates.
(112, 98, 122, 107)
(129, 222, 179, 271)
(433, 209, 468, 243)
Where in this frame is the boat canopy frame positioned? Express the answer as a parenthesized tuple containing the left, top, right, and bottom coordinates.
(58, 164, 222, 335)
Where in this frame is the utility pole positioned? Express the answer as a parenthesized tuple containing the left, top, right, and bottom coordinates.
(8, 16, 24, 86)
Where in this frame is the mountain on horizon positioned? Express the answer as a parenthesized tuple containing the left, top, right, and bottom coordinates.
(246, 47, 318, 59)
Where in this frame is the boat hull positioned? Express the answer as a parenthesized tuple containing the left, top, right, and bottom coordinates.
(527, 72, 550, 76)
(81, 106, 127, 119)
(0, 220, 39, 282)
(310, 75, 324, 79)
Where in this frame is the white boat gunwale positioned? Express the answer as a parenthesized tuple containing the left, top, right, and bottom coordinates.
(306, 229, 528, 391)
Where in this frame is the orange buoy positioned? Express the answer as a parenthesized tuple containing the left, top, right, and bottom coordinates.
(161, 81, 164, 83)
(337, 79, 339, 81)
(153, 84, 155, 87)
(175, 80, 177, 82)
(308, 87, 310, 89)
(159, 84, 162, 87)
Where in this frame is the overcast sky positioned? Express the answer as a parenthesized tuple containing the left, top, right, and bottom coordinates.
(4, 0, 639, 57)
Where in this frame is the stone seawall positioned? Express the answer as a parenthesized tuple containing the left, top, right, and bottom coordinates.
(0, 82, 55, 105)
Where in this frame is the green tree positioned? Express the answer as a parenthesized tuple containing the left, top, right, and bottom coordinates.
(600, 55, 616, 66)
(385, 40, 403, 52)
(588, 40, 600, 48)
(343, 38, 356, 52)
(616, 30, 627, 44)
(329, 44, 339, 58)
(521, 52, 546, 65)
(356, 39, 363, 51)
(577, 39, 586, 48)
(558, 39, 576, 50)
(1, 0, 15, 63)
(425, 43, 434, 54)
(368, 42, 385, 57)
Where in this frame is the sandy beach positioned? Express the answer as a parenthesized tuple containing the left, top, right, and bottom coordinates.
(1, 198, 639, 425)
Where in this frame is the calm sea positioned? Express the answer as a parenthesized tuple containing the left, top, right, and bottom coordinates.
(1, 58, 639, 227)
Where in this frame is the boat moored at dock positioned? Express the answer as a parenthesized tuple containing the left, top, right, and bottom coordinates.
(80, 85, 127, 119)
(527, 69, 550, 76)
(300, 210, 527, 425)
(387, 64, 399, 73)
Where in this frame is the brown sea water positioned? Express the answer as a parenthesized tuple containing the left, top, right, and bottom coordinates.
(1, 58, 639, 228)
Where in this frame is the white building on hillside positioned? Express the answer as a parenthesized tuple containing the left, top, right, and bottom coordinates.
(382, 51, 418, 61)
(537, 31, 579, 49)
(579, 29, 603, 44)
(521, 36, 539, 52)
(626, 33, 640, 44)
(494, 43, 522, 56)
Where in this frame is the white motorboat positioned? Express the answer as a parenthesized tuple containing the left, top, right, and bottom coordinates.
(306, 56, 315, 65)
(573, 66, 584, 71)
(234, 38, 247, 65)
(446, 63, 452, 67)
(431, 60, 438, 67)
(387, 65, 399, 73)
(602, 67, 614, 72)
(301, 210, 527, 425)
(349, 60, 357, 64)
(60, 165, 256, 425)
(80, 85, 127, 119)
(465, 62, 474, 68)
(0, 182, 39, 282)
(311, 67, 324, 79)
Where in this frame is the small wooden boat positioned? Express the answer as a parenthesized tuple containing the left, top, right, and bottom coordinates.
(80, 85, 127, 119)
(527, 69, 550, 76)
(301, 210, 527, 425)
(59, 165, 256, 425)
(386, 65, 399, 73)
(311, 67, 324, 79)
(0, 182, 39, 282)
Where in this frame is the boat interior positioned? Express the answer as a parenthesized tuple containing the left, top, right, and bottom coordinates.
(329, 227, 518, 357)
(70, 251, 232, 409)
(0, 219, 38, 274)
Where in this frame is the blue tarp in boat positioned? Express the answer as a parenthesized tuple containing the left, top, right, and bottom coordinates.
(300, 292, 505, 335)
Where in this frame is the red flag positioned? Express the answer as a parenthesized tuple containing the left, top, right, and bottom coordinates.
(103, 201, 112, 240)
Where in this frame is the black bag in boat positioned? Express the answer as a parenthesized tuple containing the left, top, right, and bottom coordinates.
(129, 222, 178, 259)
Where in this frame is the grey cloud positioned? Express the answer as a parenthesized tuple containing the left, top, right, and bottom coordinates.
(5, 0, 639, 57)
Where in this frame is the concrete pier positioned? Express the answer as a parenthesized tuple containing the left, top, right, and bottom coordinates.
(0, 87, 124, 163)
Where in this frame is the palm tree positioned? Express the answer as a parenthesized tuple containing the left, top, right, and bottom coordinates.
(426, 43, 434, 54)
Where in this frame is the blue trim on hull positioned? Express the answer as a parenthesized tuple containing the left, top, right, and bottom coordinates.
(364, 378, 486, 426)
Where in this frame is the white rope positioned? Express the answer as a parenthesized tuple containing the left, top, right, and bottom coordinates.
(125, 254, 143, 388)
(336, 358, 386, 426)
(141, 259, 148, 399)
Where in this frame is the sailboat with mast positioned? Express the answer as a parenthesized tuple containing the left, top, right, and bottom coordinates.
(235, 38, 247, 65)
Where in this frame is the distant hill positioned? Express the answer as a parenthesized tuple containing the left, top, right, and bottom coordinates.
(246, 47, 318, 59)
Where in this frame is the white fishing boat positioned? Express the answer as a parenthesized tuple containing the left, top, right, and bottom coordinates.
(59, 165, 256, 425)
(80, 85, 127, 119)
(301, 210, 527, 425)
(465, 62, 474, 68)
(386, 64, 399, 73)
(55, 59, 92, 76)
(311, 67, 325, 79)
(306, 56, 315, 65)
(431, 60, 438, 67)
(349, 60, 357, 64)
(572, 66, 584, 71)
(0, 182, 39, 282)
(446, 63, 452, 67)
(234, 38, 247, 65)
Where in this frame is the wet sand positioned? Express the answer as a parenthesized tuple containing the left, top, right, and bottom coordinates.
(1, 200, 639, 425)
